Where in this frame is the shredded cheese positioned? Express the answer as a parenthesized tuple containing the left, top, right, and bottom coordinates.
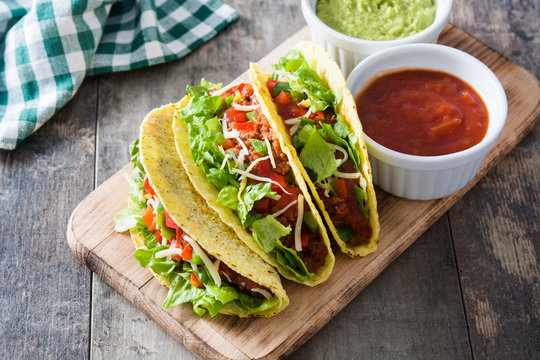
(232, 103, 258, 112)
(359, 175, 367, 191)
(294, 195, 304, 252)
(329, 143, 348, 163)
(316, 180, 332, 198)
(219, 153, 230, 170)
(334, 171, 362, 179)
(221, 271, 232, 283)
(266, 194, 281, 201)
(251, 288, 272, 300)
(237, 149, 247, 170)
(231, 168, 292, 194)
(183, 235, 221, 287)
(264, 137, 276, 169)
(211, 82, 237, 97)
(155, 248, 183, 258)
(221, 117, 240, 139)
(237, 178, 248, 212)
(284, 118, 301, 125)
(289, 122, 301, 136)
(239, 155, 270, 180)
(271, 200, 297, 218)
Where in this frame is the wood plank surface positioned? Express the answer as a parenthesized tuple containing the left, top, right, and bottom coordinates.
(66, 23, 540, 359)
(0, 78, 97, 359)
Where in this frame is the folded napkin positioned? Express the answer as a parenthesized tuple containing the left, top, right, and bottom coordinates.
(0, 0, 239, 150)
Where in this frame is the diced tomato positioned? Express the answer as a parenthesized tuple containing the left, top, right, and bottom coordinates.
(155, 229, 162, 243)
(165, 211, 179, 229)
(275, 91, 290, 106)
(147, 220, 156, 232)
(225, 107, 248, 123)
(219, 138, 236, 149)
(333, 179, 348, 198)
(313, 110, 325, 119)
(266, 80, 277, 96)
(255, 158, 271, 177)
(233, 121, 255, 132)
(190, 272, 205, 288)
(229, 83, 246, 95)
(291, 105, 308, 118)
(144, 177, 156, 197)
(241, 83, 254, 97)
(142, 206, 154, 227)
(181, 244, 193, 261)
(253, 197, 271, 213)
(301, 230, 309, 248)
(270, 172, 286, 193)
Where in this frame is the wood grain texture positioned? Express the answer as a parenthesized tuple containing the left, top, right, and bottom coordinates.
(0, 78, 97, 359)
(67, 25, 540, 360)
(449, 1, 540, 358)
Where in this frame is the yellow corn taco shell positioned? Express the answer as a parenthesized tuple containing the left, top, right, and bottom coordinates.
(133, 102, 288, 317)
(173, 90, 334, 287)
(249, 41, 380, 258)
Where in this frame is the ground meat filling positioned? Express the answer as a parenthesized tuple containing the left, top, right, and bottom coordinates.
(218, 262, 271, 300)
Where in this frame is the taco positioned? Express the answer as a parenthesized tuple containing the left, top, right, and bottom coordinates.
(172, 80, 334, 286)
(249, 41, 380, 257)
(114, 103, 289, 317)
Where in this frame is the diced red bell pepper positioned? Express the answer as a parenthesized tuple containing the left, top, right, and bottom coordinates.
(266, 80, 277, 96)
(233, 121, 255, 132)
(270, 172, 286, 194)
(142, 206, 154, 228)
(144, 177, 156, 197)
(165, 211, 179, 229)
(333, 179, 348, 199)
(275, 91, 290, 106)
(253, 197, 271, 213)
(190, 272, 205, 288)
(155, 229, 162, 243)
(181, 244, 193, 261)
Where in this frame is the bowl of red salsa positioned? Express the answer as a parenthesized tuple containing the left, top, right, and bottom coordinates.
(347, 43, 507, 200)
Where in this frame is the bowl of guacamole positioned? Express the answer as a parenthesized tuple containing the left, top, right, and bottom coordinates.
(301, 0, 453, 76)
(316, 0, 437, 41)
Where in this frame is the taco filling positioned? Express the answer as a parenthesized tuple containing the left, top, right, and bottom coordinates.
(114, 139, 280, 316)
(177, 80, 328, 282)
(265, 50, 372, 247)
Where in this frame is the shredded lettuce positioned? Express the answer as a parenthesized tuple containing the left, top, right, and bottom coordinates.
(354, 185, 369, 219)
(299, 128, 342, 182)
(113, 207, 141, 232)
(251, 216, 316, 282)
(217, 183, 276, 226)
(251, 215, 291, 253)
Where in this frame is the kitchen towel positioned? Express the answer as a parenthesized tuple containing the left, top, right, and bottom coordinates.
(0, 0, 239, 150)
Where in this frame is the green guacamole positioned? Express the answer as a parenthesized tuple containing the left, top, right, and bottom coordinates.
(316, 0, 437, 41)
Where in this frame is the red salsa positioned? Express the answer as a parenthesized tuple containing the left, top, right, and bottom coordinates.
(355, 69, 489, 156)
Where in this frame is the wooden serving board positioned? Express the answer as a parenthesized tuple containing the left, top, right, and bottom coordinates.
(67, 25, 540, 360)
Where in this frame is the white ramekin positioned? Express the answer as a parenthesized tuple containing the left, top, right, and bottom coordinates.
(346, 44, 507, 200)
(301, 0, 453, 77)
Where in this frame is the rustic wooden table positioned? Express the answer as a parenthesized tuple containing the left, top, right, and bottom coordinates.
(1, 1, 538, 359)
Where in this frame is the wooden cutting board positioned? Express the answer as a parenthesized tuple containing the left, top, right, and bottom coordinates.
(67, 24, 540, 360)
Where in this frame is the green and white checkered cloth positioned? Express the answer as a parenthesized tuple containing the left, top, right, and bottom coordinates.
(0, 0, 239, 150)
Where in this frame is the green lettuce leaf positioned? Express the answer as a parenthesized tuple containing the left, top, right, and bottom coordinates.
(133, 246, 178, 277)
(273, 240, 316, 282)
(354, 185, 369, 219)
(218, 183, 276, 226)
(162, 273, 206, 309)
(337, 225, 355, 242)
(299, 128, 341, 182)
(129, 139, 139, 166)
(113, 207, 141, 232)
(235, 292, 279, 313)
(251, 215, 291, 253)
